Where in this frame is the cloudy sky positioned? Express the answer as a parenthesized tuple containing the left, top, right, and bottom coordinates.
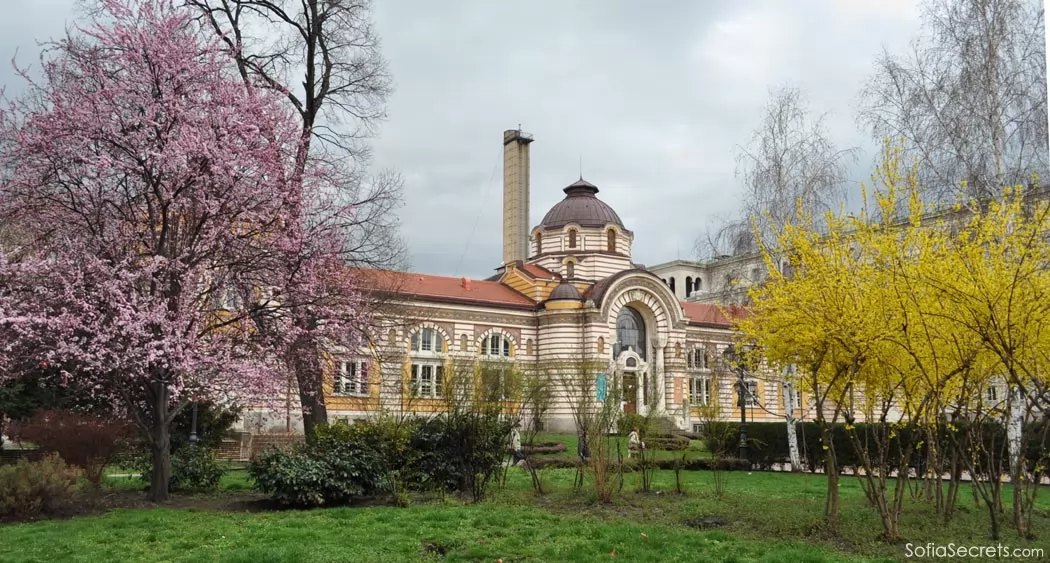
(2, 1, 1040, 278)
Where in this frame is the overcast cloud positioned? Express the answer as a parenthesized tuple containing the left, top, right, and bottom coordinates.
(1, 1, 1022, 278)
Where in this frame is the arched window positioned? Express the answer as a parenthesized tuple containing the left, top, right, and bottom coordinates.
(597, 337, 605, 354)
(387, 328, 396, 343)
(566, 261, 575, 279)
(606, 229, 616, 252)
(525, 338, 533, 356)
(535, 232, 542, 254)
(695, 277, 703, 291)
(459, 334, 468, 352)
(669, 277, 676, 295)
(675, 342, 682, 358)
(568, 229, 577, 249)
(685, 276, 693, 297)
(410, 327, 444, 353)
(616, 306, 646, 360)
(482, 333, 512, 357)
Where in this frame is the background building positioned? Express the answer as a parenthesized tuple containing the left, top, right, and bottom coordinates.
(244, 129, 804, 435)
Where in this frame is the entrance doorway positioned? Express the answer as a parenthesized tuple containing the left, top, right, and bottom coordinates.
(622, 374, 638, 413)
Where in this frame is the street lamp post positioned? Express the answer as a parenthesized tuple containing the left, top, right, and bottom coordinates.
(722, 344, 754, 464)
(189, 401, 199, 448)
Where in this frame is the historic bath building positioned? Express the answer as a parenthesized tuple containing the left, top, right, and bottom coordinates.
(246, 129, 800, 435)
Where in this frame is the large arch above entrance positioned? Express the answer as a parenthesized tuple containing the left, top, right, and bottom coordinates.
(594, 270, 687, 329)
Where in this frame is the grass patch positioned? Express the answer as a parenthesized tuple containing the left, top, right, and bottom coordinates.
(531, 432, 711, 461)
(4, 451, 1048, 562)
(0, 502, 890, 563)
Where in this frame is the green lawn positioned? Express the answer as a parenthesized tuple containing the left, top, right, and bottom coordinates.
(0, 497, 888, 563)
(530, 432, 712, 461)
(2, 448, 1048, 562)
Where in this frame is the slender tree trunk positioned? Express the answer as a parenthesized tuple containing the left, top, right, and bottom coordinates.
(783, 375, 801, 471)
(1007, 386, 1023, 480)
(786, 416, 801, 471)
(821, 421, 839, 530)
(148, 380, 172, 502)
(1006, 385, 1028, 535)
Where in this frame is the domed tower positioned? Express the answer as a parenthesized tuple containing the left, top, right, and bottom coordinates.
(529, 178, 634, 282)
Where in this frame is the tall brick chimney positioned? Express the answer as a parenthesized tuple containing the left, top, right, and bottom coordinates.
(503, 128, 533, 265)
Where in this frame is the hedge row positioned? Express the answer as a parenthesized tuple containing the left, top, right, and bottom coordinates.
(522, 441, 567, 455)
(646, 434, 690, 451)
(525, 456, 750, 472)
(699, 420, 1050, 472)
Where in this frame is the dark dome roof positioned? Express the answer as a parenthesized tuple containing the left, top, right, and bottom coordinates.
(548, 280, 583, 301)
(539, 179, 625, 230)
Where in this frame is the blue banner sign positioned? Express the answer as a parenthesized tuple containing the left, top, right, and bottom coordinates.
(596, 373, 608, 401)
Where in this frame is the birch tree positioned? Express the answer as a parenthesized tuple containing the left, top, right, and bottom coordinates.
(859, 0, 1048, 202)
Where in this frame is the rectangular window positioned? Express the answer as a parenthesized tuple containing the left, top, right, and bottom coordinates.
(689, 377, 710, 405)
(481, 364, 511, 401)
(212, 284, 241, 311)
(334, 360, 368, 396)
(412, 363, 444, 398)
(688, 348, 708, 370)
(985, 385, 1000, 403)
(743, 380, 759, 407)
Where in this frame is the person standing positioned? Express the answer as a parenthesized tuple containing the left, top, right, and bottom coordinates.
(627, 426, 645, 459)
(510, 424, 525, 467)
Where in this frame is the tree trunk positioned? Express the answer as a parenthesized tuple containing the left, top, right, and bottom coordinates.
(1007, 386, 1023, 480)
(295, 343, 328, 444)
(148, 381, 172, 502)
(298, 364, 327, 445)
(786, 417, 801, 471)
(783, 375, 801, 471)
(1005, 385, 1033, 537)
(821, 422, 839, 530)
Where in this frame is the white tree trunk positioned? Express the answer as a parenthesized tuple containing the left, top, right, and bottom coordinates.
(783, 369, 802, 472)
(1007, 385, 1024, 480)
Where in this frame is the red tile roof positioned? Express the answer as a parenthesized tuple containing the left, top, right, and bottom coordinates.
(519, 262, 558, 279)
(356, 268, 537, 310)
(680, 301, 746, 328)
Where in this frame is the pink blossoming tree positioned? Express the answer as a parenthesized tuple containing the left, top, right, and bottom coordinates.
(0, 0, 368, 500)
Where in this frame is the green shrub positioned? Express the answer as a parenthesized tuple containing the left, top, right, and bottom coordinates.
(125, 446, 226, 492)
(249, 447, 333, 506)
(647, 434, 690, 451)
(617, 413, 648, 436)
(522, 441, 567, 455)
(171, 447, 225, 491)
(249, 415, 513, 506)
(0, 453, 78, 520)
(248, 422, 395, 507)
